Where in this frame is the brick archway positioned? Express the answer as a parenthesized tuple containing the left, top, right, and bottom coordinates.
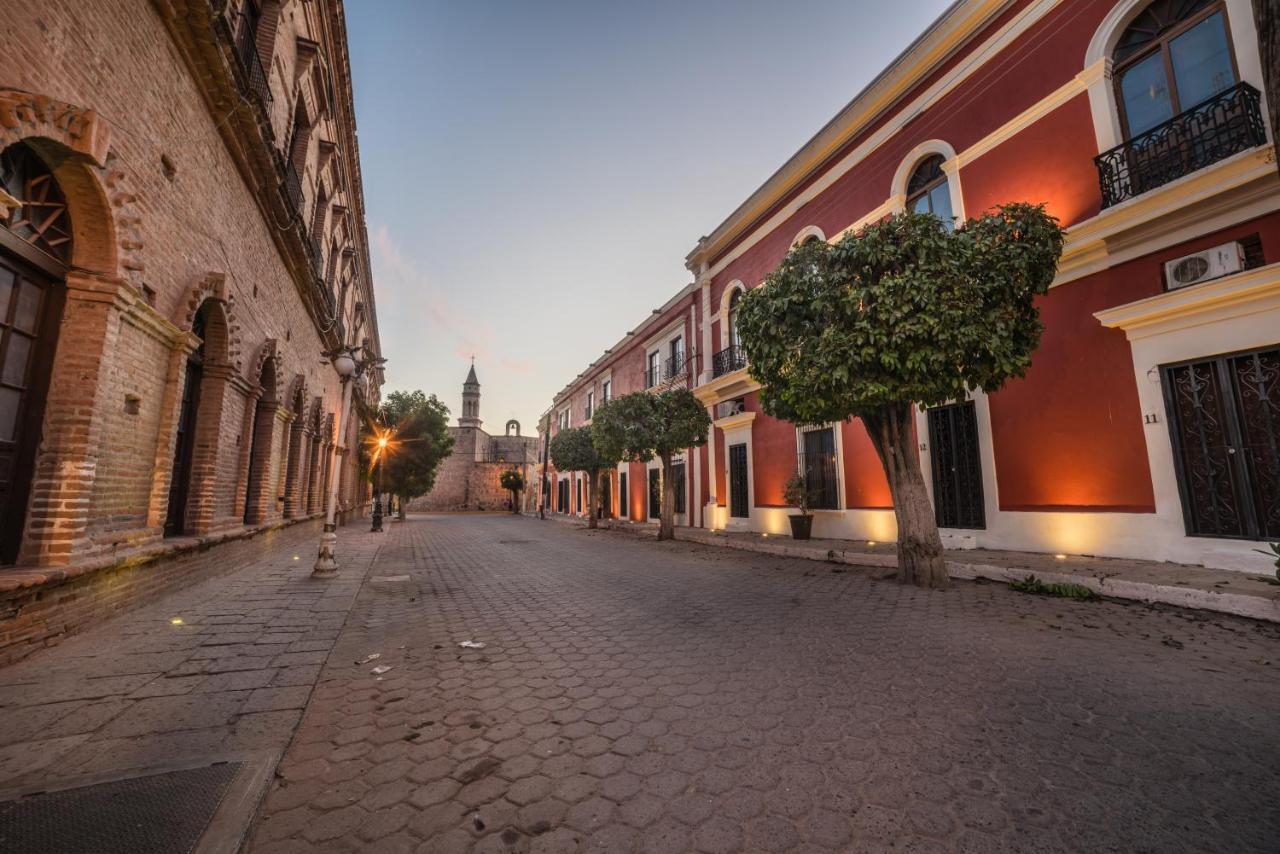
(282, 375, 310, 518)
(242, 340, 287, 526)
(0, 91, 150, 564)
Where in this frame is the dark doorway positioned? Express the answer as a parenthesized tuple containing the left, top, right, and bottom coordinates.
(165, 304, 208, 537)
(0, 253, 65, 563)
(648, 468, 660, 519)
(927, 401, 985, 529)
(601, 474, 611, 518)
(619, 472, 628, 519)
(1163, 346, 1280, 539)
(729, 444, 748, 518)
(243, 357, 277, 525)
(801, 428, 840, 509)
(672, 462, 686, 515)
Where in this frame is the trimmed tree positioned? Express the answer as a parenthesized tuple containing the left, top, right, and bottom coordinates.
(379, 390, 454, 520)
(499, 469, 526, 514)
(549, 426, 618, 529)
(736, 204, 1064, 587)
(591, 389, 710, 541)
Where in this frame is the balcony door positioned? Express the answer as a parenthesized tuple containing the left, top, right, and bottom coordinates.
(1163, 347, 1280, 540)
(728, 444, 749, 519)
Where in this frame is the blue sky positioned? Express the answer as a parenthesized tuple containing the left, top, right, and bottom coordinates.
(347, 0, 953, 429)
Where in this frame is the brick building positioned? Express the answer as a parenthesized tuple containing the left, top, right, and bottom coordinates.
(542, 0, 1279, 574)
(410, 363, 540, 513)
(0, 0, 382, 662)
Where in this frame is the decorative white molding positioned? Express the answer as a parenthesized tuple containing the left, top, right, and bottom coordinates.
(1094, 261, 1280, 340)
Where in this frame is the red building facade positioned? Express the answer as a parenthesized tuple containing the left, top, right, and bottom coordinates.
(543, 0, 1279, 573)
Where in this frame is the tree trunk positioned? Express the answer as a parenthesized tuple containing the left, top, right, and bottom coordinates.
(511, 489, 520, 513)
(586, 472, 598, 529)
(397, 496, 406, 521)
(863, 402, 950, 589)
(597, 471, 610, 523)
(658, 454, 675, 541)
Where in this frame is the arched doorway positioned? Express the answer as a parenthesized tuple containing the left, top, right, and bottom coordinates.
(165, 301, 213, 537)
(243, 354, 280, 525)
(0, 142, 72, 563)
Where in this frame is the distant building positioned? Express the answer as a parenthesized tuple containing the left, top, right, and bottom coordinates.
(410, 363, 539, 512)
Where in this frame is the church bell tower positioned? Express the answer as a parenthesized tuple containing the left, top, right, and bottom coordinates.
(459, 360, 482, 429)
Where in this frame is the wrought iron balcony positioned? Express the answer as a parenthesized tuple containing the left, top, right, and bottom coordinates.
(1095, 82, 1266, 209)
(282, 161, 304, 218)
(663, 354, 689, 382)
(232, 16, 272, 106)
(712, 345, 747, 378)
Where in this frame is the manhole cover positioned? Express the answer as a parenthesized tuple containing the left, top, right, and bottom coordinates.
(0, 761, 243, 854)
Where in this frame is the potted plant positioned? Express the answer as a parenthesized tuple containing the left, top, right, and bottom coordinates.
(783, 469, 815, 540)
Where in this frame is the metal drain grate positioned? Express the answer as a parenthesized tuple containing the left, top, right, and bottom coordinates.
(0, 761, 243, 854)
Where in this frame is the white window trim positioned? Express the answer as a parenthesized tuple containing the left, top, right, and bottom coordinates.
(1083, 0, 1271, 154)
(794, 423, 846, 512)
(891, 138, 965, 223)
(717, 281, 747, 352)
(791, 225, 827, 247)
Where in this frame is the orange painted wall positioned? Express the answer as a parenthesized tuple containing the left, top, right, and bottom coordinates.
(629, 461, 648, 521)
(841, 419, 893, 509)
(959, 94, 1102, 227)
(990, 214, 1280, 512)
(748, 395, 798, 508)
(713, 427, 726, 507)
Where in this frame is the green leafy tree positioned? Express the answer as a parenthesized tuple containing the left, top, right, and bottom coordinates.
(499, 469, 526, 514)
(736, 204, 1064, 587)
(378, 390, 454, 520)
(549, 426, 618, 529)
(591, 389, 710, 541)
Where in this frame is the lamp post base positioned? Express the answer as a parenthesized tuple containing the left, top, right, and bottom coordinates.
(313, 524, 339, 576)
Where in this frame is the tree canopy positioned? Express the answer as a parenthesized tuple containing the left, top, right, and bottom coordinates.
(735, 204, 1063, 585)
(591, 389, 710, 540)
(737, 204, 1064, 424)
(377, 390, 454, 505)
(549, 425, 619, 528)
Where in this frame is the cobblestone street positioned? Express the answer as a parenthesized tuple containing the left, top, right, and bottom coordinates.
(246, 514, 1278, 853)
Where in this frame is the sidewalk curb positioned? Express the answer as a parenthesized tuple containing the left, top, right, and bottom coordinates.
(535, 513, 1280, 624)
(675, 528, 1280, 623)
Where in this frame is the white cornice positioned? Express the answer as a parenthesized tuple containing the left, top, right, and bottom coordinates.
(1094, 261, 1280, 340)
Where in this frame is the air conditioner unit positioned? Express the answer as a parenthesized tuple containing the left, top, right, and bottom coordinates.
(716, 399, 746, 419)
(1164, 242, 1244, 290)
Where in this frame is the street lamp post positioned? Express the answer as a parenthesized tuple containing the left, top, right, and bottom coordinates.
(313, 347, 361, 577)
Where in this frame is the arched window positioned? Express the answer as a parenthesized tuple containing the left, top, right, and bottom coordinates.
(727, 287, 742, 349)
(906, 155, 954, 227)
(1113, 1, 1236, 137)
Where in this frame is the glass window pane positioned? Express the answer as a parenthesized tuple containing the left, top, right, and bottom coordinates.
(912, 194, 931, 214)
(930, 184, 954, 228)
(1120, 52, 1175, 135)
(2, 334, 32, 387)
(1170, 12, 1235, 109)
(0, 387, 20, 441)
(12, 281, 41, 334)
(0, 268, 14, 323)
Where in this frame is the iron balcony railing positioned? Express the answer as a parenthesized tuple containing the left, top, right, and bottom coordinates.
(1094, 82, 1266, 209)
(712, 345, 748, 378)
(663, 353, 689, 382)
(232, 15, 272, 107)
(282, 160, 304, 218)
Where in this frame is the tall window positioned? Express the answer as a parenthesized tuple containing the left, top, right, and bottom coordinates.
(668, 335, 684, 375)
(601, 379, 611, 405)
(1114, 1, 1236, 137)
(585, 390, 594, 420)
(728, 289, 742, 349)
(800, 428, 840, 510)
(906, 155, 954, 228)
(647, 351, 660, 387)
